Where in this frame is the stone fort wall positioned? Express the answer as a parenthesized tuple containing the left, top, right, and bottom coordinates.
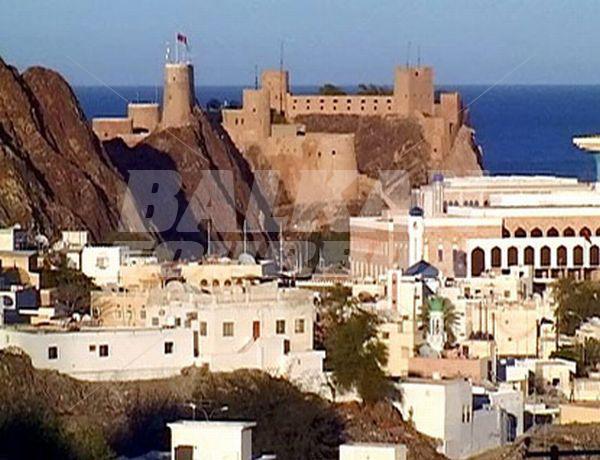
(91, 62, 195, 146)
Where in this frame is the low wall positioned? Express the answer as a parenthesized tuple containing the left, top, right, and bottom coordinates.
(560, 404, 600, 424)
(408, 356, 489, 382)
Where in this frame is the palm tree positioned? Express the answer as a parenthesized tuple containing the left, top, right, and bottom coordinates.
(419, 296, 459, 347)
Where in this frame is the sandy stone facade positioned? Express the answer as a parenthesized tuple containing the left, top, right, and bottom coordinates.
(350, 175, 600, 280)
(92, 62, 194, 146)
(222, 66, 465, 204)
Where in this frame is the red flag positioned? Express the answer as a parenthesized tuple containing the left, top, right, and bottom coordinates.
(177, 33, 188, 46)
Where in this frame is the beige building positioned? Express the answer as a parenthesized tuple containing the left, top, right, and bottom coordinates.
(222, 66, 465, 205)
(91, 281, 324, 380)
(92, 57, 195, 146)
(351, 175, 600, 281)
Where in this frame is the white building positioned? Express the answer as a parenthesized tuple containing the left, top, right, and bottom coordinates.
(168, 420, 258, 460)
(395, 378, 514, 459)
(0, 225, 27, 251)
(92, 281, 325, 380)
(350, 175, 600, 281)
(167, 419, 408, 460)
(81, 246, 126, 286)
(0, 326, 193, 381)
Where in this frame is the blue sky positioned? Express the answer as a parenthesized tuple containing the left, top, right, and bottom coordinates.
(1, 0, 599, 86)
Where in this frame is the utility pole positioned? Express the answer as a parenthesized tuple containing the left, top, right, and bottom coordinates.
(279, 40, 284, 114)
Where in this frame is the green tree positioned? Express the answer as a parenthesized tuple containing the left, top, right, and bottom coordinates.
(419, 296, 459, 346)
(325, 308, 393, 404)
(357, 83, 393, 95)
(318, 84, 346, 95)
(192, 369, 343, 460)
(40, 257, 97, 314)
(552, 338, 600, 376)
(552, 277, 600, 335)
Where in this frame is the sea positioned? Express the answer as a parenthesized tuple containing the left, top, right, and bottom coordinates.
(75, 85, 600, 181)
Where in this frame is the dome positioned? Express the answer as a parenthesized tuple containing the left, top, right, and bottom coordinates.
(428, 296, 444, 313)
(432, 173, 444, 183)
(409, 206, 424, 217)
(238, 252, 256, 265)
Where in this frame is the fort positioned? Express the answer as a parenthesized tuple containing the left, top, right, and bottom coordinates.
(91, 46, 472, 206)
(222, 66, 466, 203)
(92, 60, 195, 146)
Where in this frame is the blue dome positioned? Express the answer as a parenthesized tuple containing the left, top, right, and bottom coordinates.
(409, 206, 424, 217)
(432, 173, 444, 182)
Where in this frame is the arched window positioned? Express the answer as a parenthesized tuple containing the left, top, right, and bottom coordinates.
(573, 246, 584, 266)
(514, 228, 527, 238)
(524, 246, 535, 265)
(557, 246, 567, 266)
(591, 245, 600, 266)
(541, 246, 551, 266)
(491, 247, 502, 267)
(200, 279, 208, 287)
(502, 228, 510, 238)
(596, 228, 600, 236)
(212, 279, 220, 287)
(471, 248, 485, 277)
(508, 247, 518, 266)
(563, 227, 575, 237)
(547, 227, 559, 237)
(531, 228, 543, 237)
(580, 227, 591, 237)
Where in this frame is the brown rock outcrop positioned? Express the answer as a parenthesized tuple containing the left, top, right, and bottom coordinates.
(0, 58, 125, 241)
(0, 57, 274, 256)
(104, 107, 275, 257)
(296, 113, 482, 187)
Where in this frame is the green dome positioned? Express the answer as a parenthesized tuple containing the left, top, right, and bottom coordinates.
(428, 297, 444, 313)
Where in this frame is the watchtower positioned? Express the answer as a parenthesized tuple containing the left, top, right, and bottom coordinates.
(394, 66, 435, 116)
(261, 70, 289, 114)
(161, 62, 195, 128)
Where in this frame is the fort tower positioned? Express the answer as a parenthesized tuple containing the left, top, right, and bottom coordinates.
(161, 62, 195, 128)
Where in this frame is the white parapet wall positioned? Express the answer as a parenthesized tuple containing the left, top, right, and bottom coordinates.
(0, 327, 195, 381)
(339, 443, 407, 460)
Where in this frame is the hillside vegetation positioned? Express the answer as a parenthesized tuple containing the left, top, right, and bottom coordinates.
(0, 350, 443, 460)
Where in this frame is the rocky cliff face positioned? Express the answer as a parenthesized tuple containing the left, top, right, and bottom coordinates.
(296, 114, 482, 188)
(0, 57, 274, 256)
(104, 108, 275, 257)
(0, 58, 125, 241)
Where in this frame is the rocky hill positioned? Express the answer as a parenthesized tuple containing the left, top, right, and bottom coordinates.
(104, 108, 275, 257)
(0, 350, 445, 460)
(0, 58, 125, 241)
(296, 114, 483, 187)
(0, 57, 274, 255)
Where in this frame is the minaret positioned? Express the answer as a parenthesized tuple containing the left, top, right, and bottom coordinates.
(161, 41, 195, 129)
(426, 296, 446, 354)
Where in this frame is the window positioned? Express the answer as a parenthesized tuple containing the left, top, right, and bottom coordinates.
(140, 310, 146, 319)
(48, 346, 58, 360)
(152, 317, 159, 326)
(438, 246, 444, 262)
(89, 345, 96, 352)
(164, 342, 174, 354)
(175, 317, 182, 327)
(276, 320, 286, 334)
(382, 332, 390, 340)
(294, 319, 305, 334)
(99, 345, 109, 357)
(223, 322, 234, 337)
(199, 321, 208, 336)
